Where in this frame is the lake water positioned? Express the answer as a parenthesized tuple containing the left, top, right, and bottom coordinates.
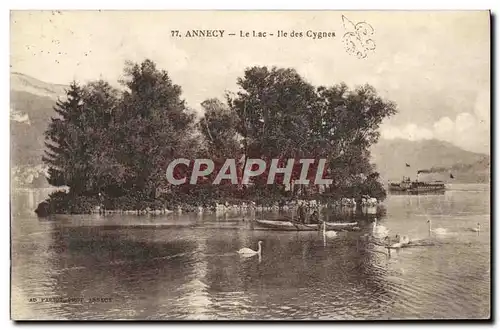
(11, 184, 490, 320)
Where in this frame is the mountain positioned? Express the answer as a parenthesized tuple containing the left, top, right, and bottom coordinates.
(10, 73, 68, 188)
(11, 72, 68, 99)
(371, 139, 490, 184)
(10, 72, 68, 166)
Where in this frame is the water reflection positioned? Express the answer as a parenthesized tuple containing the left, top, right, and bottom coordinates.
(11, 184, 490, 320)
(11, 188, 65, 217)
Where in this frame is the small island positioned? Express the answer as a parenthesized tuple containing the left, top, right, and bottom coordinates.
(35, 60, 396, 216)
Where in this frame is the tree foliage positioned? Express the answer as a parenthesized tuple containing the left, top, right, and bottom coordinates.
(43, 81, 121, 195)
(114, 60, 198, 199)
(42, 61, 396, 213)
(227, 66, 397, 199)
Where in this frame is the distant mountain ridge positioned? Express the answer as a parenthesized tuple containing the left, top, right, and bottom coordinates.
(371, 138, 490, 184)
(10, 72, 491, 187)
(10, 74, 68, 167)
(10, 73, 69, 188)
(11, 72, 68, 100)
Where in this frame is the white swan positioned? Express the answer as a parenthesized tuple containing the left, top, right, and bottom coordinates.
(387, 240, 403, 249)
(373, 217, 389, 238)
(427, 219, 447, 236)
(384, 234, 410, 249)
(470, 222, 481, 233)
(322, 221, 338, 238)
(400, 235, 411, 245)
(237, 241, 262, 257)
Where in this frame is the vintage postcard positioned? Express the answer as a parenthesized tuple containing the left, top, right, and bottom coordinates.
(10, 10, 490, 320)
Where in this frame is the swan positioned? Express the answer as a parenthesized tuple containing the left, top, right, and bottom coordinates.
(322, 221, 338, 238)
(400, 235, 411, 244)
(427, 219, 447, 236)
(237, 241, 262, 257)
(384, 234, 410, 249)
(470, 222, 481, 233)
(386, 239, 403, 249)
(372, 217, 389, 238)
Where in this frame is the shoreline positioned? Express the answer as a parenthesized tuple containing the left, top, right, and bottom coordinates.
(35, 198, 383, 217)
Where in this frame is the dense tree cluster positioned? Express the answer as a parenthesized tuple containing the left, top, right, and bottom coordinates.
(42, 60, 397, 213)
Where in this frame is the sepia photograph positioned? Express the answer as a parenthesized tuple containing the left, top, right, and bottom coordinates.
(10, 10, 491, 320)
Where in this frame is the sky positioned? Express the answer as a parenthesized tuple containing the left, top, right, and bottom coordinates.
(10, 10, 490, 154)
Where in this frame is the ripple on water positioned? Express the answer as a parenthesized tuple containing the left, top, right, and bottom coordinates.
(11, 186, 491, 320)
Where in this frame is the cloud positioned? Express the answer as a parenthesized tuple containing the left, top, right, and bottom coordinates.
(10, 108, 31, 125)
(381, 123, 433, 141)
(381, 90, 490, 154)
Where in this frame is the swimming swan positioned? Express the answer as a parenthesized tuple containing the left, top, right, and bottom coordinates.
(373, 217, 389, 238)
(427, 219, 447, 236)
(384, 234, 411, 248)
(237, 241, 262, 257)
(400, 235, 411, 245)
(470, 222, 481, 233)
(322, 221, 338, 238)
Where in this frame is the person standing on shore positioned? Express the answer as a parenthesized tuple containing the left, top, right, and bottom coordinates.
(309, 210, 320, 225)
(297, 202, 306, 224)
(98, 192, 105, 215)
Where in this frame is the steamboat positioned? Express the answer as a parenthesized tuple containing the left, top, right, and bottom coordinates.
(388, 176, 446, 194)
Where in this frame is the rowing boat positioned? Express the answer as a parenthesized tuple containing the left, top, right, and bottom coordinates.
(255, 219, 358, 231)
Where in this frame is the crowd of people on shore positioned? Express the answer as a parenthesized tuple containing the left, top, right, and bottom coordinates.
(89, 196, 381, 216)
(36, 191, 380, 216)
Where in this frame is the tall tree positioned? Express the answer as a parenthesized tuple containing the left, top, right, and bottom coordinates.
(197, 98, 243, 202)
(199, 98, 240, 158)
(43, 82, 89, 194)
(43, 80, 121, 196)
(114, 59, 198, 200)
(227, 66, 397, 200)
(227, 67, 318, 197)
(81, 80, 124, 196)
(315, 83, 397, 198)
